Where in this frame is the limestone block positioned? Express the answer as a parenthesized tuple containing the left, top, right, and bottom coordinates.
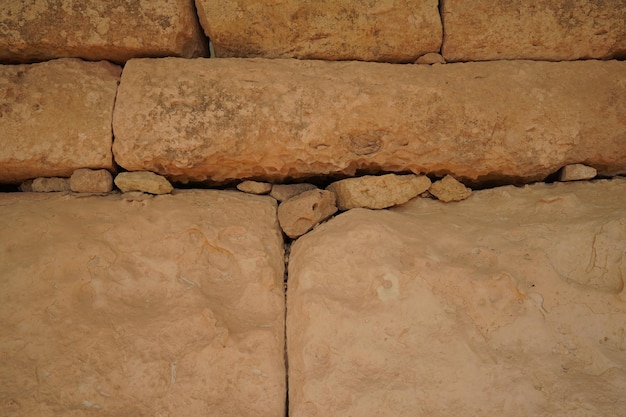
(270, 183, 318, 202)
(112, 58, 626, 186)
(429, 174, 472, 202)
(195, 0, 441, 63)
(441, 0, 626, 62)
(277, 189, 337, 238)
(0, 190, 285, 417)
(114, 171, 173, 194)
(70, 168, 113, 193)
(0, 0, 207, 64)
(559, 163, 598, 182)
(31, 177, 70, 192)
(237, 180, 272, 195)
(327, 173, 431, 210)
(0, 59, 120, 184)
(287, 178, 626, 417)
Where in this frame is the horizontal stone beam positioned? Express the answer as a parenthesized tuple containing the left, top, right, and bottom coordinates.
(112, 58, 626, 185)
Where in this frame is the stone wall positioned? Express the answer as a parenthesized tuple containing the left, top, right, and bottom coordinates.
(1, 1, 625, 416)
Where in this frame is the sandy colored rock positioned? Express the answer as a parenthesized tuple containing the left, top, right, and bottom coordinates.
(270, 183, 318, 202)
(237, 180, 272, 195)
(0, 190, 285, 417)
(441, 0, 626, 62)
(429, 174, 472, 202)
(327, 173, 431, 210)
(114, 171, 173, 194)
(112, 58, 626, 186)
(0, 58, 120, 184)
(195, 0, 441, 63)
(31, 177, 70, 192)
(70, 168, 113, 193)
(287, 178, 626, 417)
(415, 52, 446, 64)
(0, 0, 207, 64)
(277, 189, 337, 238)
(559, 163, 598, 182)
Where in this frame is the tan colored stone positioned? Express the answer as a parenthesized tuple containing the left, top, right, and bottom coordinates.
(327, 173, 431, 210)
(112, 58, 626, 186)
(0, 0, 207, 64)
(441, 0, 626, 62)
(195, 0, 441, 63)
(288, 178, 626, 417)
(277, 189, 337, 238)
(237, 180, 272, 195)
(415, 52, 446, 64)
(31, 177, 70, 192)
(19, 179, 33, 192)
(0, 190, 285, 417)
(0, 58, 120, 184)
(559, 163, 598, 182)
(429, 174, 472, 202)
(114, 171, 173, 194)
(270, 183, 318, 202)
(70, 168, 113, 193)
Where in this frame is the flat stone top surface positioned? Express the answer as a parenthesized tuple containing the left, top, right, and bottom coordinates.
(287, 178, 626, 417)
(0, 190, 285, 417)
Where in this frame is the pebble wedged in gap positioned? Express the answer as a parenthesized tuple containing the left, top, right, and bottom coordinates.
(277, 189, 338, 238)
(70, 168, 113, 193)
(559, 164, 597, 182)
(429, 175, 472, 202)
(114, 171, 173, 195)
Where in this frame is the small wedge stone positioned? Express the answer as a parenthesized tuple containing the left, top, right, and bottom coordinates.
(114, 171, 173, 195)
(277, 189, 337, 238)
(237, 180, 272, 195)
(70, 169, 113, 193)
(270, 183, 318, 202)
(429, 175, 472, 202)
(559, 164, 597, 182)
(31, 177, 70, 192)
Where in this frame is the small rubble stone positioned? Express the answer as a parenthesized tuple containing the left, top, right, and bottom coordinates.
(70, 168, 113, 193)
(270, 183, 318, 202)
(429, 175, 472, 202)
(415, 53, 446, 64)
(236, 180, 272, 195)
(327, 174, 431, 210)
(559, 164, 597, 182)
(114, 171, 173, 195)
(19, 179, 33, 192)
(31, 177, 70, 192)
(277, 189, 337, 239)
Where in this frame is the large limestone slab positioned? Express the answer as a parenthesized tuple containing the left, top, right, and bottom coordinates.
(113, 58, 626, 186)
(0, 190, 285, 416)
(195, 0, 441, 62)
(287, 178, 626, 417)
(0, 59, 120, 184)
(0, 0, 207, 63)
(441, 0, 626, 62)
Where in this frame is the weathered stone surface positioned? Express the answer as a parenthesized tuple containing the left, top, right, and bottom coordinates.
(70, 168, 113, 193)
(0, 0, 207, 63)
(0, 59, 120, 184)
(429, 174, 472, 202)
(237, 180, 272, 195)
(112, 58, 626, 186)
(441, 0, 626, 62)
(415, 52, 446, 64)
(0, 190, 285, 417)
(31, 177, 70, 192)
(327, 173, 431, 210)
(287, 178, 626, 417)
(559, 163, 598, 182)
(270, 183, 318, 202)
(195, 0, 441, 63)
(114, 171, 173, 194)
(277, 189, 337, 238)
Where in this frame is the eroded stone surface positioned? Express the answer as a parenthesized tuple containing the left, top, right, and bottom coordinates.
(277, 189, 337, 238)
(70, 168, 113, 193)
(0, 59, 120, 184)
(559, 164, 598, 182)
(429, 174, 472, 202)
(288, 178, 626, 417)
(31, 177, 70, 192)
(0, 0, 207, 63)
(114, 171, 173, 194)
(237, 180, 272, 195)
(195, 0, 441, 62)
(112, 58, 626, 186)
(441, 0, 626, 62)
(0, 190, 285, 417)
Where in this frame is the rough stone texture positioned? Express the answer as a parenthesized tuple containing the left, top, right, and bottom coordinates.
(277, 189, 337, 238)
(0, 0, 208, 64)
(31, 177, 70, 192)
(70, 168, 113, 193)
(415, 52, 446, 64)
(195, 0, 441, 63)
(270, 183, 318, 202)
(287, 178, 626, 417)
(237, 180, 272, 195)
(327, 173, 431, 210)
(112, 58, 626, 186)
(0, 190, 285, 417)
(429, 174, 472, 202)
(0, 58, 120, 184)
(441, 0, 626, 62)
(559, 164, 598, 182)
(114, 171, 174, 195)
